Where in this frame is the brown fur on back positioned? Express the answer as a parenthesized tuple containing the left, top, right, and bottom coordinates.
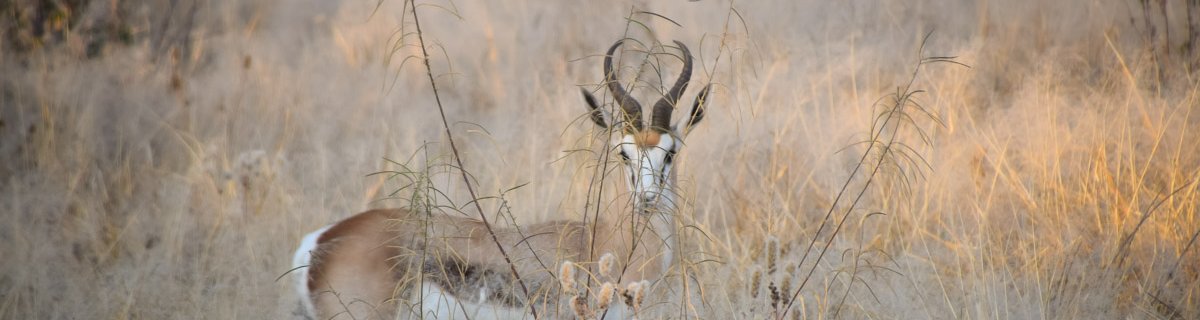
(304, 208, 668, 318)
(306, 209, 405, 319)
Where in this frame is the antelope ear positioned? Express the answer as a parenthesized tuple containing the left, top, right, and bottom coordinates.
(677, 84, 711, 136)
(581, 88, 610, 128)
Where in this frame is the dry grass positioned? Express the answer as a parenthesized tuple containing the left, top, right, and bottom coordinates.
(1, 0, 1197, 319)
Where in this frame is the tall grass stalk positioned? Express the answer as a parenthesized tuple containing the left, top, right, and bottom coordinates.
(780, 32, 967, 319)
(402, 0, 538, 317)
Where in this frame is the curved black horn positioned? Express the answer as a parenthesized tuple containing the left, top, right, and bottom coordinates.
(604, 39, 643, 130)
(651, 40, 693, 132)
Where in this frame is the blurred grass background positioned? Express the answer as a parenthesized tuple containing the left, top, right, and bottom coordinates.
(0, 0, 1197, 318)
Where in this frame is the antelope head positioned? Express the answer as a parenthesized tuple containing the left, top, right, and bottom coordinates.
(581, 39, 712, 214)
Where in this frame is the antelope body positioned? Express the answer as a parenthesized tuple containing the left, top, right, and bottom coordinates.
(292, 39, 711, 319)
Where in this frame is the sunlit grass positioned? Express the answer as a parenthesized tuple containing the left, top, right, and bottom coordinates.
(0, 0, 1196, 318)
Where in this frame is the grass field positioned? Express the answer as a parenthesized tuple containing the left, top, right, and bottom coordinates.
(1, 0, 1197, 318)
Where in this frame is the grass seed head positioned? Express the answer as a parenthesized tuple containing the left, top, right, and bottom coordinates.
(749, 266, 763, 298)
(634, 280, 649, 308)
(765, 236, 780, 274)
(559, 261, 576, 294)
(599, 252, 616, 279)
(598, 282, 617, 309)
(571, 295, 593, 319)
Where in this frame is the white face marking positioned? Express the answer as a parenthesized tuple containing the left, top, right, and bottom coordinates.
(617, 132, 679, 212)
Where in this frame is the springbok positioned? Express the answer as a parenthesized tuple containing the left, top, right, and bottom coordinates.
(291, 38, 711, 319)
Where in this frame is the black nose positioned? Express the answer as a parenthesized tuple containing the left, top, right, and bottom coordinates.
(642, 194, 658, 203)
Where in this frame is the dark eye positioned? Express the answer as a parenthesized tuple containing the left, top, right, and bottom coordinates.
(618, 150, 630, 161)
(664, 149, 677, 163)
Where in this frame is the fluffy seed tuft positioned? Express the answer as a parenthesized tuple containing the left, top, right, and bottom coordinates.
(599, 253, 616, 279)
(598, 282, 617, 309)
(570, 295, 593, 319)
(559, 261, 576, 294)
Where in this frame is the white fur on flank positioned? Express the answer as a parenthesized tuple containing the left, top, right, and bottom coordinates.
(415, 283, 632, 319)
(417, 283, 527, 319)
(292, 225, 331, 318)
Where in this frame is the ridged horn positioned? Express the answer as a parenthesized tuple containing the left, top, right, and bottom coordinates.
(603, 39, 643, 130)
(651, 40, 693, 132)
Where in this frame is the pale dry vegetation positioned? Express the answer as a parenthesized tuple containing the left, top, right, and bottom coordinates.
(1, 0, 1197, 319)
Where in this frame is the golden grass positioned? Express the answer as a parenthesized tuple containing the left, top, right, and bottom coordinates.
(1, 0, 1197, 318)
